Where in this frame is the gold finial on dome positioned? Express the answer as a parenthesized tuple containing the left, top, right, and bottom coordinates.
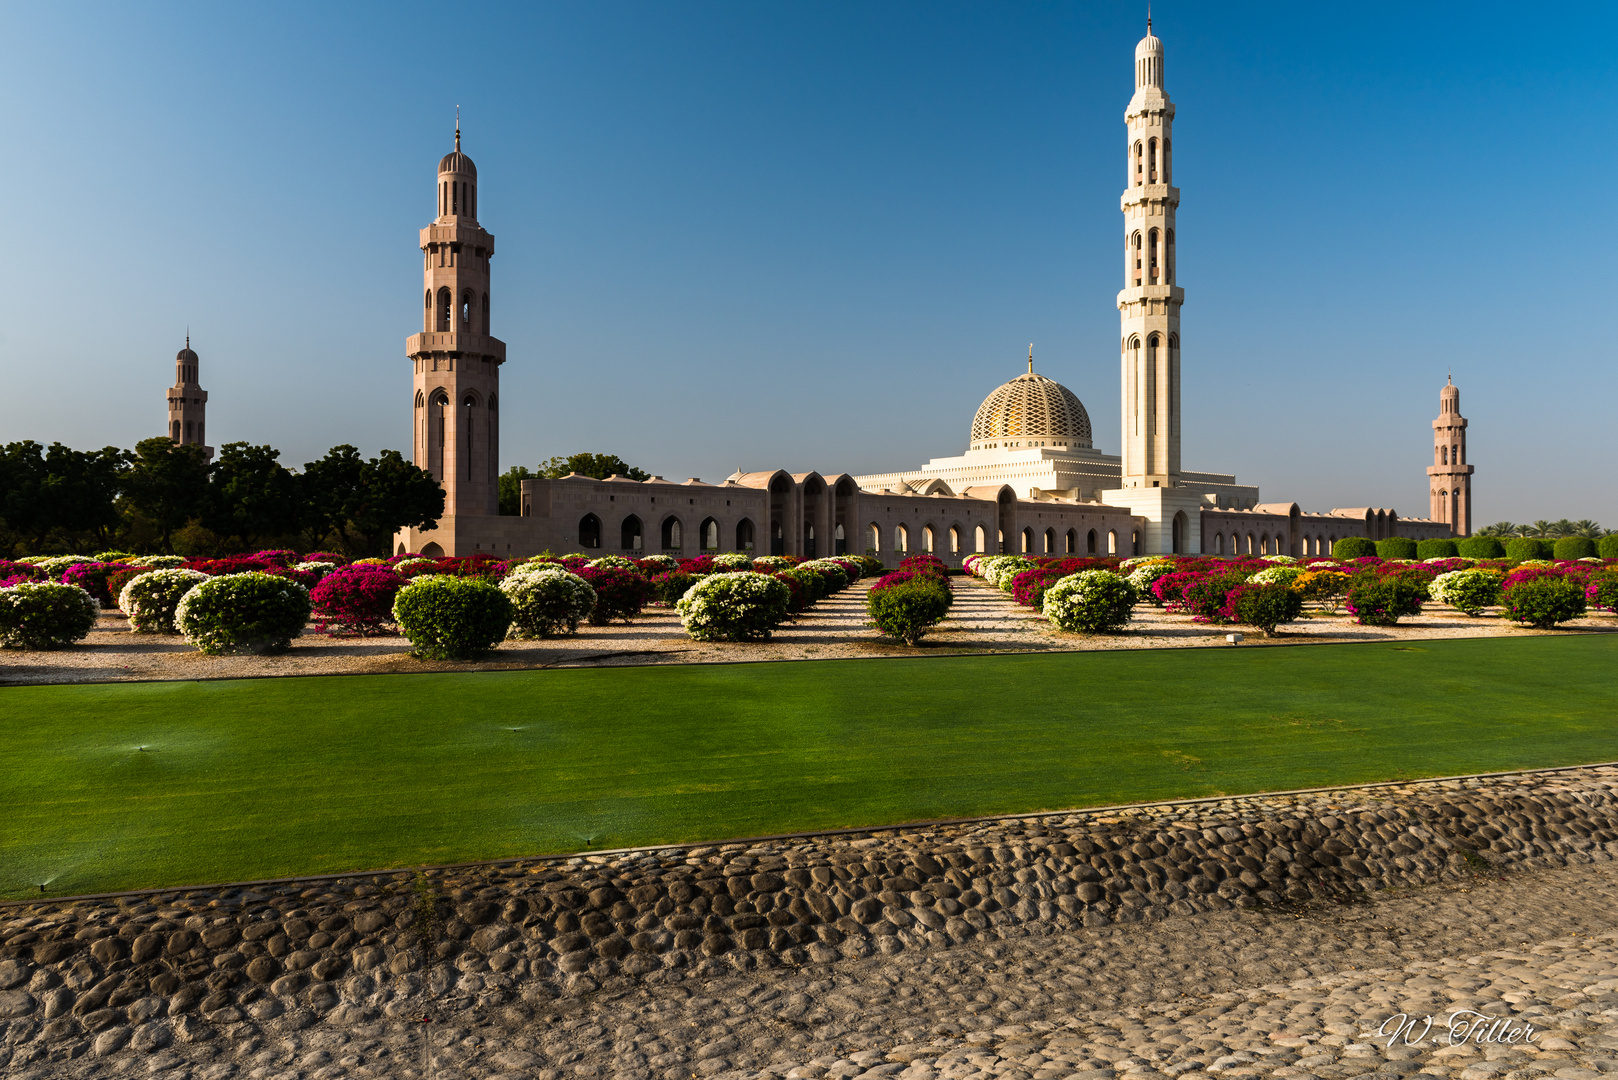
(1028, 344, 1034, 374)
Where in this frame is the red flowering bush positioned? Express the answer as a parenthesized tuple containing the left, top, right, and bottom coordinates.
(1011, 567, 1065, 608)
(1178, 571, 1254, 623)
(182, 556, 279, 576)
(1219, 582, 1304, 636)
(397, 556, 508, 581)
(251, 550, 299, 566)
(301, 552, 348, 565)
(0, 561, 44, 584)
(578, 566, 654, 624)
(1586, 571, 1618, 614)
(899, 554, 949, 576)
(59, 561, 123, 607)
(310, 564, 407, 635)
(773, 571, 806, 613)
(1150, 570, 1207, 608)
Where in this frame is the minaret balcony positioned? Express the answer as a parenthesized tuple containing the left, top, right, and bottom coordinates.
(1121, 184, 1179, 209)
(418, 223, 495, 250)
(407, 332, 507, 361)
(1117, 284, 1184, 307)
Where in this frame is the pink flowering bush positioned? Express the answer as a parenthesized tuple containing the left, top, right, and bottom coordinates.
(310, 564, 407, 635)
(1219, 582, 1304, 636)
(251, 550, 300, 566)
(578, 566, 654, 624)
(59, 561, 123, 607)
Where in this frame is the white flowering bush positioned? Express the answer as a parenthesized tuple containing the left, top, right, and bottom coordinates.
(636, 554, 679, 573)
(1423, 556, 1475, 567)
(1430, 569, 1503, 616)
(586, 555, 637, 570)
(981, 556, 1035, 589)
(394, 557, 434, 574)
(677, 572, 793, 642)
(711, 553, 753, 570)
(1043, 571, 1137, 633)
(293, 560, 338, 581)
(175, 572, 311, 655)
(752, 556, 793, 573)
(0, 582, 99, 649)
(1126, 559, 1179, 602)
(119, 569, 209, 633)
(1259, 554, 1297, 564)
(1249, 565, 1306, 588)
(36, 555, 97, 578)
(502, 566, 596, 637)
(126, 554, 188, 569)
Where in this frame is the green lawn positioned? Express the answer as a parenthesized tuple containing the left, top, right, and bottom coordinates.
(2, 635, 1616, 901)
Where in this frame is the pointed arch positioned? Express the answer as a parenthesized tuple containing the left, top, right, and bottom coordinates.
(620, 514, 643, 552)
(578, 514, 602, 549)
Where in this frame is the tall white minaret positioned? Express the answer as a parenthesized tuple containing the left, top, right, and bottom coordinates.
(1117, 19, 1182, 489)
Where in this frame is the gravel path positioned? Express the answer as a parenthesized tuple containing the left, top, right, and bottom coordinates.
(7, 767, 1618, 1078)
(1, 580, 1611, 685)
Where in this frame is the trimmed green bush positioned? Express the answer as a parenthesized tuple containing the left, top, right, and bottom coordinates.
(1457, 536, 1506, 559)
(1043, 571, 1137, 633)
(119, 569, 209, 633)
(501, 567, 596, 638)
(1224, 582, 1304, 636)
(0, 582, 99, 649)
(676, 572, 793, 642)
(867, 579, 953, 646)
(1504, 538, 1553, 561)
(392, 576, 513, 660)
(1429, 569, 1502, 616)
(175, 572, 312, 655)
(1415, 538, 1459, 560)
(1502, 576, 1588, 629)
(1552, 536, 1597, 561)
(1332, 537, 1377, 559)
(1375, 537, 1418, 560)
(1600, 535, 1618, 560)
(1344, 574, 1425, 626)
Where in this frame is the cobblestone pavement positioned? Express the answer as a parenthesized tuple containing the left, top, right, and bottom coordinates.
(7, 768, 1618, 1078)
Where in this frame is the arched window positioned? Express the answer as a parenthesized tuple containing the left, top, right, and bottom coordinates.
(1452, 444, 1460, 465)
(1246, 533, 1255, 555)
(1021, 527, 1034, 554)
(1132, 232, 1143, 286)
(949, 526, 961, 554)
(661, 516, 683, 551)
(1128, 337, 1142, 432)
(771, 520, 784, 557)
(1087, 529, 1098, 554)
(1043, 528, 1055, 554)
(1441, 445, 1448, 465)
(1148, 227, 1160, 282)
(621, 515, 643, 552)
(1148, 137, 1159, 183)
(436, 287, 452, 332)
(424, 288, 431, 330)
(579, 514, 602, 549)
(700, 518, 720, 551)
(421, 542, 444, 558)
(975, 525, 986, 553)
(736, 518, 756, 551)
(1172, 511, 1187, 555)
(1108, 529, 1117, 554)
(803, 522, 816, 558)
(869, 522, 882, 553)
(1134, 141, 1143, 186)
(1065, 529, 1076, 554)
(895, 524, 908, 553)
(171, 420, 180, 440)
(1215, 532, 1225, 555)
(1131, 530, 1140, 555)
(834, 523, 846, 555)
(482, 292, 490, 334)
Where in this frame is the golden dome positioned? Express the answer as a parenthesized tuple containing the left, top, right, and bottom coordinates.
(970, 371, 1092, 450)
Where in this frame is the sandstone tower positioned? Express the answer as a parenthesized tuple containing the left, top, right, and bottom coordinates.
(166, 336, 213, 460)
(1117, 19, 1181, 491)
(1428, 375, 1472, 536)
(409, 120, 505, 517)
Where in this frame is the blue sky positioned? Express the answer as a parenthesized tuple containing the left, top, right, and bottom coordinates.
(2, 2, 1613, 526)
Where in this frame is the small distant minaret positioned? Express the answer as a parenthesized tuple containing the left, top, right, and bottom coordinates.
(167, 336, 213, 460)
(1427, 375, 1472, 536)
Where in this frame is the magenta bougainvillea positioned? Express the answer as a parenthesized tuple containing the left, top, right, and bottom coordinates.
(309, 564, 407, 635)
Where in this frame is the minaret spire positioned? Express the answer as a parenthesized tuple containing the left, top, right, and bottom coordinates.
(1027, 344, 1034, 374)
(455, 106, 461, 151)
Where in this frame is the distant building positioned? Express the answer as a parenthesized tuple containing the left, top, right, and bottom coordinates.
(166, 336, 212, 460)
(396, 24, 1454, 561)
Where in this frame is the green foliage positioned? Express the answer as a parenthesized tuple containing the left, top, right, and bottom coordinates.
(1601, 535, 1618, 560)
(202, 443, 302, 549)
(1430, 569, 1503, 616)
(1344, 574, 1426, 626)
(122, 438, 213, 554)
(497, 465, 535, 516)
(1332, 536, 1377, 559)
(1552, 536, 1597, 561)
(392, 576, 513, 660)
(867, 579, 953, 646)
(1504, 537, 1554, 561)
(1227, 583, 1304, 636)
(1415, 538, 1459, 560)
(676, 572, 792, 642)
(1043, 571, 1137, 633)
(1457, 536, 1507, 559)
(174, 572, 312, 655)
(301, 446, 444, 557)
(540, 453, 650, 482)
(1374, 537, 1418, 560)
(0, 582, 99, 649)
(1502, 577, 1588, 629)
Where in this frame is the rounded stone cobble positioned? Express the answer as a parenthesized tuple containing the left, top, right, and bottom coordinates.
(3, 766, 1618, 1076)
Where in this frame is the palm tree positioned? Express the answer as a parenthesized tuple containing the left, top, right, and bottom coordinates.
(1530, 520, 1554, 537)
(1573, 519, 1603, 538)
(1477, 522, 1515, 537)
(1549, 519, 1576, 537)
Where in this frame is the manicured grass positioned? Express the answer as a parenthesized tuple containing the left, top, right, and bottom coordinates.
(2, 635, 1616, 901)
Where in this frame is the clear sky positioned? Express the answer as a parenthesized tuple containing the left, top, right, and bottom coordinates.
(2, 2, 1613, 527)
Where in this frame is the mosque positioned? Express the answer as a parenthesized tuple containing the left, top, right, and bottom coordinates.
(194, 24, 1466, 564)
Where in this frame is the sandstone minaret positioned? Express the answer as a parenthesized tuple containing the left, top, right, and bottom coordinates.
(166, 336, 213, 460)
(1427, 375, 1473, 536)
(1117, 19, 1182, 490)
(408, 119, 505, 517)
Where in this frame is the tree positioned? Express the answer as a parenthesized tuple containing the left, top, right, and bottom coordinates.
(203, 442, 303, 550)
(122, 438, 213, 553)
(1572, 519, 1605, 538)
(42, 443, 128, 550)
(303, 446, 444, 557)
(540, 453, 650, 482)
(0, 442, 55, 550)
(1476, 522, 1515, 538)
(498, 465, 534, 516)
